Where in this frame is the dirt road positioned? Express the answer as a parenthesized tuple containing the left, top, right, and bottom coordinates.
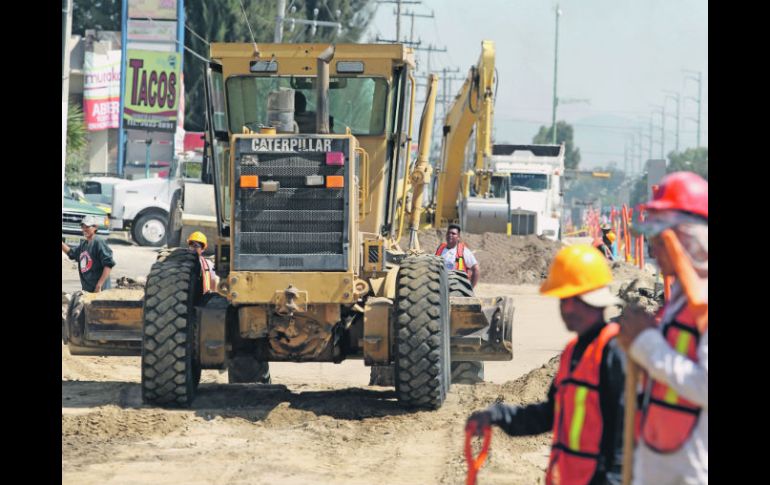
(62, 240, 652, 484)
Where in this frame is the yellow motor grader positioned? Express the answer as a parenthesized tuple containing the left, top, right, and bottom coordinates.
(63, 42, 514, 409)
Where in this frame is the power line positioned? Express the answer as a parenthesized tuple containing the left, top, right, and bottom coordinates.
(185, 23, 210, 46)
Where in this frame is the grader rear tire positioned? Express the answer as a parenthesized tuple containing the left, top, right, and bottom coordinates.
(141, 248, 201, 407)
(448, 270, 485, 384)
(394, 255, 451, 409)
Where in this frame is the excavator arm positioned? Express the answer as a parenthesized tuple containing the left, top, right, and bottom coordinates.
(433, 40, 496, 226)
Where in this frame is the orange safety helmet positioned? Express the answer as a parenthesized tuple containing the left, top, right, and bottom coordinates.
(541, 244, 613, 299)
(187, 231, 208, 250)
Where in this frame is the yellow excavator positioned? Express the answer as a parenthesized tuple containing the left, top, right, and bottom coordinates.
(63, 42, 515, 409)
(430, 40, 565, 239)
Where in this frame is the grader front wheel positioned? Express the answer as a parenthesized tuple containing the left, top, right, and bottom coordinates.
(394, 255, 451, 409)
(141, 248, 201, 407)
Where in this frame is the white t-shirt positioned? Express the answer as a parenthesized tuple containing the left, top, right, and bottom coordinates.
(438, 244, 478, 271)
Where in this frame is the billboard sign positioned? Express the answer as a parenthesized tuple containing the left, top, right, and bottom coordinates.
(123, 49, 181, 132)
(83, 50, 122, 131)
(127, 19, 177, 42)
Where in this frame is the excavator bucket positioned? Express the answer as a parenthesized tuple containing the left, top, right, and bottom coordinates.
(62, 288, 143, 356)
(449, 296, 514, 361)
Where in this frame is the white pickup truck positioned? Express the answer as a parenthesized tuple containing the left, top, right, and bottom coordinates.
(108, 155, 203, 246)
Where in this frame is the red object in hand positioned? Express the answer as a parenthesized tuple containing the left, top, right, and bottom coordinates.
(465, 422, 492, 485)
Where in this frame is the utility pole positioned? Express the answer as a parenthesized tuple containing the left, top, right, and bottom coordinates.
(62, 0, 73, 204)
(684, 70, 703, 148)
(402, 9, 434, 46)
(414, 43, 447, 77)
(275, 0, 286, 42)
(651, 105, 665, 160)
(377, 0, 422, 42)
(648, 113, 654, 162)
(663, 91, 681, 152)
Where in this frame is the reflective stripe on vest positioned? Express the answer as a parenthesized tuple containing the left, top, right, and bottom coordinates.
(546, 323, 619, 485)
(199, 255, 213, 294)
(435, 242, 468, 273)
(640, 305, 701, 454)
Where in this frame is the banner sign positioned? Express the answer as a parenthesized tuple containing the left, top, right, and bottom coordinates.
(83, 50, 122, 131)
(128, 0, 177, 20)
(123, 49, 181, 132)
(127, 19, 177, 42)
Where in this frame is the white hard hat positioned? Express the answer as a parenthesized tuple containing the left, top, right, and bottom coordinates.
(81, 215, 101, 227)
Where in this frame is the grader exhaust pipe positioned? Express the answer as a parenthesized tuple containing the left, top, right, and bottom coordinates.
(316, 45, 335, 134)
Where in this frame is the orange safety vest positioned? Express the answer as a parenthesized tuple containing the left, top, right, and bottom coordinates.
(199, 255, 214, 294)
(546, 323, 619, 485)
(639, 304, 702, 453)
(435, 242, 468, 273)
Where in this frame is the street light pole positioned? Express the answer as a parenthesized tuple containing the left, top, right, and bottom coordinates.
(551, 4, 561, 144)
(62, 0, 73, 206)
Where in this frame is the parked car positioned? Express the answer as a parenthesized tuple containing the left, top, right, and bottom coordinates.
(62, 186, 110, 246)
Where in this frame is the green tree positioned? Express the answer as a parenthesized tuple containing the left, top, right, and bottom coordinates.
(72, 0, 122, 35)
(66, 103, 89, 187)
(532, 120, 581, 170)
(564, 163, 628, 209)
(667, 147, 708, 179)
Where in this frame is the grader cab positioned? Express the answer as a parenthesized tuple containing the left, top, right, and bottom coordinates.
(63, 42, 514, 409)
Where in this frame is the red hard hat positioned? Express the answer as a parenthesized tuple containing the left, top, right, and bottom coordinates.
(644, 171, 707, 219)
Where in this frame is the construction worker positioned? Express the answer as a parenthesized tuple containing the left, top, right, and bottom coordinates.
(594, 223, 616, 261)
(61, 215, 115, 293)
(435, 224, 480, 287)
(617, 172, 708, 484)
(466, 244, 626, 485)
(187, 231, 218, 294)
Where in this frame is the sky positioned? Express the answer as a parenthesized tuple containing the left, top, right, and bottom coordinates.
(363, 0, 708, 170)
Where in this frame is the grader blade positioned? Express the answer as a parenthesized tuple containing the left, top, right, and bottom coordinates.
(63, 289, 144, 356)
(449, 296, 514, 361)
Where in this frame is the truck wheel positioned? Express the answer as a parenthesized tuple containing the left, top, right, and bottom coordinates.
(166, 191, 183, 248)
(133, 211, 168, 247)
(228, 357, 271, 384)
(141, 248, 201, 407)
(448, 270, 485, 384)
(394, 255, 451, 409)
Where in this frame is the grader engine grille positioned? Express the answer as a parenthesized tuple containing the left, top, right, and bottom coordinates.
(233, 137, 350, 271)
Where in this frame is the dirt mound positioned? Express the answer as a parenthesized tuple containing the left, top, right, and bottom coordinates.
(609, 261, 662, 314)
(499, 355, 560, 404)
(410, 229, 563, 285)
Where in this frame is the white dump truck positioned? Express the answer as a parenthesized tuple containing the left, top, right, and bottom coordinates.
(460, 144, 565, 240)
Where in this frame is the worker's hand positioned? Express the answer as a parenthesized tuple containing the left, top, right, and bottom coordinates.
(94, 283, 103, 293)
(617, 306, 656, 350)
(466, 410, 492, 436)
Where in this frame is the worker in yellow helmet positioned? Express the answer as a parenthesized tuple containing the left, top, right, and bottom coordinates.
(466, 244, 627, 485)
(187, 231, 218, 294)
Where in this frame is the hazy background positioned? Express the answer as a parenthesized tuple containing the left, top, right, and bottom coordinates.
(364, 0, 708, 170)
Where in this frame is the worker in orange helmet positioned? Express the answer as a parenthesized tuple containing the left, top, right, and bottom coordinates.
(617, 171, 708, 484)
(467, 244, 627, 485)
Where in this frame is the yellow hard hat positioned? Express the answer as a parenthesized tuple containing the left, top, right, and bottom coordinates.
(607, 231, 617, 243)
(187, 231, 208, 250)
(540, 244, 613, 299)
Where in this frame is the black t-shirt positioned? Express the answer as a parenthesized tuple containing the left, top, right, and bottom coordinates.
(67, 237, 116, 292)
(487, 321, 627, 485)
